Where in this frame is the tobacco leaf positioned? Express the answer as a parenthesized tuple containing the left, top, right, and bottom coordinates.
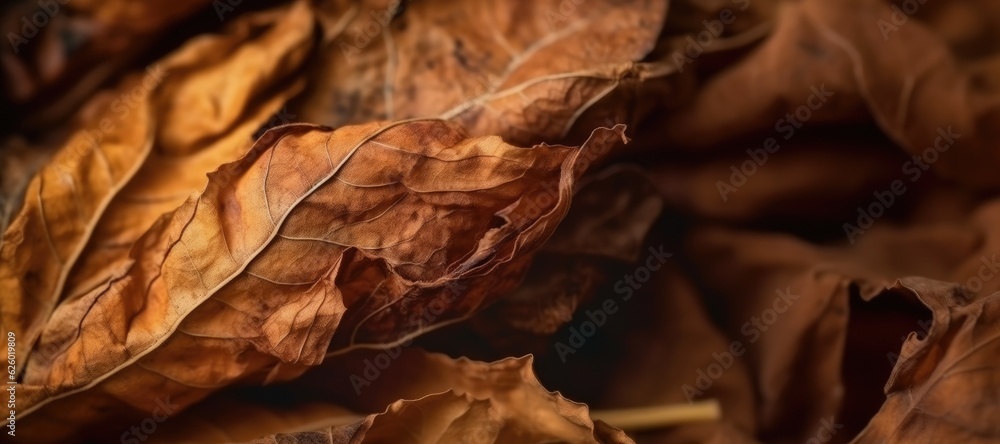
(144, 350, 627, 443)
(540, 166, 664, 262)
(0, 0, 315, 378)
(63, 0, 315, 315)
(851, 278, 1000, 443)
(297, 0, 670, 146)
(0, 0, 216, 128)
(248, 352, 631, 444)
(671, 211, 1000, 440)
(261, 393, 624, 444)
(12, 120, 625, 442)
(0, 136, 60, 235)
(647, 128, 910, 224)
(422, 166, 664, 359)
(0, 74, 154, 378)
(144, 391, 363, 444)
(658, 0, 1000, 188)
(4, 0, 1000, 442)
(680, 226, 888, 442)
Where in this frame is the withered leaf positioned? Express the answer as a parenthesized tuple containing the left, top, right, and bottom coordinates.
(144, 392, 362, 444)
(0, 136, 59, 236)
(298, 0, 670, 145)
(433, 166, 664, 357)
(13, 120, 625, 442)
(0, 0, 215, 127)
(649, 131, 910, 223)
(0, 0, 315, 377)
(145, 349, 628, 443)
(672, 212, 1000, 440)
(852, 278, 1000, 443)
(63, 0, 315, 315)
(249, 353, 632, 444)
(4, 0, 1000, 441)
(660, 0, 1000, 188)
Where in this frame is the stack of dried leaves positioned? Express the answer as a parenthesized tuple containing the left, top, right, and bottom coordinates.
(1, 0, 999, 442)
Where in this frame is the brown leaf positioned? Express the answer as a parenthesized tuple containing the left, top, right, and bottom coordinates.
(362, 165, 665, 373)
(543, 166, 664, 262)
(444, 166, 664, 356)
(63, 0, 315, 313)
(649, 130, 911, 223)
(250, 353, 631, 444)
(0, 0, 215, 127)
(0, 0, 314, 377)
(143, 390, 362, 444)
(5, 0, 1000, 442)
(297, 0, 670, 145)
(852, 278, 1000, 443)
(13, 120, 625, 442)
(0, 136, 59, 235)
(679, 225, 908, 442)
(660, 0, 1000, 188)
(671, 213, 1000, 440)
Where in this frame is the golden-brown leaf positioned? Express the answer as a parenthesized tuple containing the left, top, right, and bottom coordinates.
(0, 0, 215, 127)
(0, 0, 315, 376)
(250, 353, 632, 444)
(13, 120, 625, 442)
(297, 0, 670, 145)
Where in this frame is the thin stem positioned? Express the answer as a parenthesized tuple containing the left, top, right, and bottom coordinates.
(590, 399, 721, 431)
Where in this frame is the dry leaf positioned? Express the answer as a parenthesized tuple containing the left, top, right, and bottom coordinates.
(251, 353, 631, 444)
(659, 0, 1000, 188)
(0, 0, 215, 127)
(149, 349, 629, 444)
(649, 129, 910, 223)
(0, 0, 315, 379)
(852, 278, 1000, 443)
(13, 120, 625, 442)
(1, 0, 1000, 442)
(0, 136, 59, 234)
(430, 166, 664, 357)
(297, 0, 671, 145)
